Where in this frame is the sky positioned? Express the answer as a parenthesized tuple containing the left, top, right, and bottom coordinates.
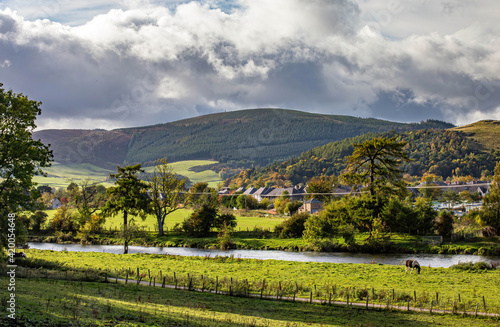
(1, 0, 499, 130)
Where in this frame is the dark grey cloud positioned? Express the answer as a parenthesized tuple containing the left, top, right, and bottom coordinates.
(0, 0, 499, 130)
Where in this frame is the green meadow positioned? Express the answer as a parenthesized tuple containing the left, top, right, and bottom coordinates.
(2, 276, 497, 327)
(21, 249, 500, 312)
(34, 160, 222, 189)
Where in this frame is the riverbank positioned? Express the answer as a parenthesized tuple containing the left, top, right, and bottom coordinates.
(27, 230, 500, 256)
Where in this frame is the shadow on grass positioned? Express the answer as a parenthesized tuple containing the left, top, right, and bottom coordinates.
(1, 277, 495, 327)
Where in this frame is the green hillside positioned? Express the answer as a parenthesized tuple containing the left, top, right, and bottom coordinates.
(34, 109, 454, 170)
(120, 109, 452, 167)
(226, 122, 500, 187)
(35, 160, 222, 189)
(451, 120, 500, 151)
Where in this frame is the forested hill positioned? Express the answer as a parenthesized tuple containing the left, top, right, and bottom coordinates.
(226, 121, 500, 187)
(33, 108, 453, 169)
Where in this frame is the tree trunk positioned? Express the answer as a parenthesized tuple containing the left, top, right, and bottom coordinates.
(157, 215, 164, 237)
(123, 210, 128, 254)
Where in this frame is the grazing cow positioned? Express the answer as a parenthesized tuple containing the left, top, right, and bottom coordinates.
(13, 252, 28, 258)
(403, 259, 420, 274)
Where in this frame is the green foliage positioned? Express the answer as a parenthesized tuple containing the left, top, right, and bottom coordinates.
(214, 213, 237, 231)
(182, 204, 218, 236)
(450, 261, 498, 271)
(70, 180, 107, 229)
(230, 128, 499, 187)
(480, 161, 500, 230)
(0, 84, 53, 250)
(435, 210, 455, 237)
(49, 206, 78, 232)
(148, 158, 187, 236)
(275, 212, 310, 238)
(101, 164, 151, 253)
(380, 197, 409, 232)
(235, 194, 260, 209)
(217, 221, 235, 250)
(413, 197, 438, 235)
(31, 211, 48, 232)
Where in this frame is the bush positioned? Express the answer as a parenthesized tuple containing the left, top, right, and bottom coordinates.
(450, 261, 496, 271)
(275, 212, 309, 238)
(435, 210, 455, 237)
(50, 206, 78, 232)
(31, 211, 48, 231)
(182, 205, 237, 237)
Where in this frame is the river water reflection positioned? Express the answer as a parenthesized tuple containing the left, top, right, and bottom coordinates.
(28, 242, 499, 268)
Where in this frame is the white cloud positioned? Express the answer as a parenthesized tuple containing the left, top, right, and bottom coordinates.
(0, 0, 499, 130)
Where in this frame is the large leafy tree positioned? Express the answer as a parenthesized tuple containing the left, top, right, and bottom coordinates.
(480, 161, 500, 231)
(341, 136, 410, 235)
(148, 159, 187, 236)
(0, 84, 53, 250)
(70, 180, 107, 231)
(342, 136, 410, 197)
(101, 164, 150, 253)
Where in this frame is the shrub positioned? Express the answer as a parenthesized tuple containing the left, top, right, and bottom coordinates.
(435, 210, 455, 237)
(450, 261, 495, 271)
(50, 206, 78, 232)
(31, 211, 48, 231)
(275, 212, 310, 238)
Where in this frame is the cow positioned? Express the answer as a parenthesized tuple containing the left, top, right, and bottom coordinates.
(403, 259, 420, 274)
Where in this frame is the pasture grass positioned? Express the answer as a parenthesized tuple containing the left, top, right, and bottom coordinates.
(143, 159, 222, 187)
(42, 208, 284, 231)
(34, 160, 222, 189)
(19, 249, 500, 314)
(1, 276, 497, 327)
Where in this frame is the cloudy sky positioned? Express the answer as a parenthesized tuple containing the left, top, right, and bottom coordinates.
(1, 0, 499, 130)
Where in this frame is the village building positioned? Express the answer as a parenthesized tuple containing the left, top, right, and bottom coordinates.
(298, 198, 324, 214)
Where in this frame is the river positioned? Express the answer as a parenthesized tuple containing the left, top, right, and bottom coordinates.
(27, 242, 499, 268)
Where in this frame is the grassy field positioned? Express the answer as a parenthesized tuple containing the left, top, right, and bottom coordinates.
(42, 208, 284, 231)
(451, 120, 500, 151)
(34, 160, 222, 189)
(143, 159, 222, 187)
(19, 249, 500, 314)
(2, 277, 497, 327)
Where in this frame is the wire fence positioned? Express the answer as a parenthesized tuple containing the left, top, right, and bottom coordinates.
(6, 265, 499, 318)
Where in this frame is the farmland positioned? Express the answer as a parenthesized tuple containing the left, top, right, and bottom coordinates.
(34, 160, 222, 189)
(2, 250, 499, 326)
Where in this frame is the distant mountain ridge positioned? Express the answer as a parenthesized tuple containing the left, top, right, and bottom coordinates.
(33, 108, 454, 169)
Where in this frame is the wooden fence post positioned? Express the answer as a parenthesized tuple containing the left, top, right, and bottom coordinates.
(366, 296, 369, 309)
(216, 276, 218, 294)
(482, 296, 486, 311)
(347, 294, 349, 306)
(125, 270, 128, 284)
(436, 292, 439, 304)
(330, 293, 332, 305)
(162, 276, 166, 288)
(414, 290, 416, 302)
